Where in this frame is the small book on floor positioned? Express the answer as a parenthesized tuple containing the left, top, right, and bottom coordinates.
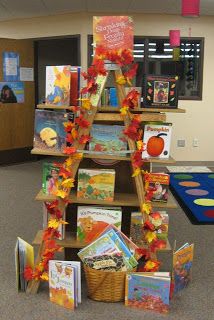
(49, 260, 81, 309)
(172, 242, 194, 294)
(15, 237, 34, 292)
(125, 272, 171, 314)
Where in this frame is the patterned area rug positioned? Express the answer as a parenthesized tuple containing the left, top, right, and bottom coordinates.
(170, 173, 214, 224)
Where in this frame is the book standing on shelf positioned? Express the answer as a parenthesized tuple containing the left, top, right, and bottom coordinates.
(77, 168, 116, 201)
(149, 211, 169, 240)
(130, 212, 143, 244)
(77, 206, 122, 243)
(49, 260, 81, 309)
(142, 122, 172, 159)
(42, 162, 62, 195)
(125, 272, 171, 313)
(33, 109, 68, 153)
(173, 243, 194, 294)
(145, 173, 170, 203)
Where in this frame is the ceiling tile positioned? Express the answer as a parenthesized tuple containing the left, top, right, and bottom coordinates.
(42, 0, 87, 14)
(0, 0, 48, 18)
(128, 0, 180, 14)
(87, 0, 131, 13)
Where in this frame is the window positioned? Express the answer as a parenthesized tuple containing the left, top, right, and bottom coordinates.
(88, 35, 204, 100)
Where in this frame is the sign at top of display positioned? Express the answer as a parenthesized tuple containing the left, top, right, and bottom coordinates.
(93, 16, 133, 53)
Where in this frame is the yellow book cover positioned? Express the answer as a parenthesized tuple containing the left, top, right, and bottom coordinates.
(49, 260, 75, 309)
(77, 168, 115, 201)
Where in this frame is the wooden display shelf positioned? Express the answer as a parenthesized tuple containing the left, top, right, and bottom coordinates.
(37, 104, 185, 114)
(32, 230, 171, 251)
(35, 189, 177, 209)
(31, 148, 176, 164)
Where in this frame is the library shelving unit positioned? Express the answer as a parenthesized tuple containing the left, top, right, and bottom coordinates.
(28, 67, 185, 294)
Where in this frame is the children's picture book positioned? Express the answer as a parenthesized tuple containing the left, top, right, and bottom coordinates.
(0, 81, 24, 103)
(45, 65, 71, 106)
(109, 87, 118, 106)
(77, 206, 122, 243)
(173, 243, 194, 294)
(145, 173, 170, 203)
(70, 66, 81, 106)
(93, 16, 134, 53)
(33, 109, 68, 153)
(83, 252, 126, 271)
(142, 122, 172, 159)
(130, 212, 143, 244)
(78, 233, 121, 262)
(49, 260, 81, 309)
(43, 203, 65, 240)
(42, 162, 62, 195)
(89, 124, 127, 155)
(77, 168, 115, 201)
(149, 211, 169, 240)
(143, 75, 179, 108)
(125, 272, 171, 313)
(15, 237, 34, 292)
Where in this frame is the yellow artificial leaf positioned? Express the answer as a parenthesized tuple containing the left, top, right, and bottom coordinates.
(60, 220, 69, 225)
(71, 128, 78, 139)
(61, 178, 75, 188)
(141, 170, 148, 175)
(71, 153, 83, 160)
(145, 231, 157, 243)
(65, 157, 73, 167)
(136, 140, 144, 151)
(120, 106, 129, 116)
(126, 78, 132, 86)
(48, 219, 60, 229)
(55, 189, 67, 199)
(141, 202, 152, 215)
(78, 98, 92, 110)
(145, 180, 149, 190)
(116, 75, 126, 85)
(40, 272, 49, 281)
(132, 167, 141, 177)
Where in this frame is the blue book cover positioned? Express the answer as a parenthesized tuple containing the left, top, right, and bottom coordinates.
(104, 229, 138, 270)
(125, 273, 170, 313)
(33, 109, 68, 153)
(109, 87, 118, 106)
(89, 124, 127, 154)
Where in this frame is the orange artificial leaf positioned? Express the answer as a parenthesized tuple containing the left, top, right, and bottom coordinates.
(58, 167, 72, 179)
(71, 152, 83, 160)
(71, 128, 78, 140)
(40, 272, 49, 281)
(65, 157, 73, 167)
(64, 122, 75, 132)
(78, 98, 92, 110)
(143, 259, 160, 272)
(116, 75, 126, 85)
(75, 115, 90, 128)
(55, 189, 68, 199)
(78, 134, 91, 144)
(150, 239, 167, 252)
(63, 146, 77, 155)
(24, 265, 33, 281)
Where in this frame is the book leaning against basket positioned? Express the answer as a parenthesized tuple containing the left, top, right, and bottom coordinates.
(78, 225, 140, 272)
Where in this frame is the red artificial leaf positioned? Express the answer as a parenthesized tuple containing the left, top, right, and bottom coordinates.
(124, 63, 138, 80)
(24, 265, 34, 281)
(135, 248, 151, 260)
(124, 125, 140, 141)
(42, 228, 55, 241)
(121, 48, 134, 65)
(66, 133, 74, 144)
(78, 134, 91, 144)
(144, 220, 155, 231)
(45, 200, 59, 210)
(93, 58, 107, 76)
(131, 150, 144, 168)
(150, 239, 167, 252)
(63, 146, 77, 155)
(143, 259, 161, 272)
(58, 167, 72, 179)
(150, 211, 162, 220)
(95, 46, 107, 58)
(75, 115, 90, 128)
(86, 79, 98, 95)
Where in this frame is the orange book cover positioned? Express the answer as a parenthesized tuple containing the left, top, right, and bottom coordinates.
(93, 16, 133, 53)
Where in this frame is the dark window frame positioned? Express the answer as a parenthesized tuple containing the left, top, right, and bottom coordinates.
(87, 34, 204, 101)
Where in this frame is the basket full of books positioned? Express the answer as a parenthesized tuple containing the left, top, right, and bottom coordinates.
(78, 225, 140, 302)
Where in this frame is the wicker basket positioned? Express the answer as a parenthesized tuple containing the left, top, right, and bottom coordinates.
(84, 265, 129, 302)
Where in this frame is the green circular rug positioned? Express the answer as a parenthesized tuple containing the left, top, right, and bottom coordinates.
(173, 174, 193, 180)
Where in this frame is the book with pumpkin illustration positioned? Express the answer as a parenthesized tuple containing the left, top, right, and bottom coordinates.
(33, 109, 68, 153)
(46, 65, 71, 106)
(77, 168, 116, 201)
(89, 124, 127, 155)
(77, 206, 122, 243)
(49, 260, 81, 309)
(141, 122, 172, 159)
(144, 172, 170, 203)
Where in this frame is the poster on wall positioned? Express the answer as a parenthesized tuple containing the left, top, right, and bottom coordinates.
(19, 67, 34, 81)
(0, 82, 24, 103)
(93, 16, 133, 54)
(3, 52, 19, 81)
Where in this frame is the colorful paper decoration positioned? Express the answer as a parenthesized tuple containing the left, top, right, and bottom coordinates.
(182, 0, 200, 17)
(169, 30, 180, 47)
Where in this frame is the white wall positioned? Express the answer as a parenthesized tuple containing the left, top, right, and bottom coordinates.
(0, 12, 213, 161)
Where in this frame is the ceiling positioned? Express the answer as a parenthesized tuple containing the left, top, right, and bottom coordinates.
(0, 0, 213, 22)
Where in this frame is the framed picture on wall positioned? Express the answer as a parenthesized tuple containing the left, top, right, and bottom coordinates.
(142, 75, 179, 109)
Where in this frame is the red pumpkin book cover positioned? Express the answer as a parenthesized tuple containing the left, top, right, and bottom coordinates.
(142, 122, 172, 159)
(93, 16, 133, 54)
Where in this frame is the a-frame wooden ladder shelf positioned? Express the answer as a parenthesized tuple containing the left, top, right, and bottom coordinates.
(27, 67, 183, 294)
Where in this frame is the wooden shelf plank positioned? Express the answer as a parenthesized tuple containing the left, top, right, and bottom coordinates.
(94, 112, 166, 122)
(37, 104, 185, 114)
(32, 230, 171, 251)
(35, 189, 177, 209)
(31, 148, 176, 164)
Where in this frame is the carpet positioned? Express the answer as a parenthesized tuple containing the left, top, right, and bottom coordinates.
(170, 173, 214, 224)
(166, 166, 212, 173)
